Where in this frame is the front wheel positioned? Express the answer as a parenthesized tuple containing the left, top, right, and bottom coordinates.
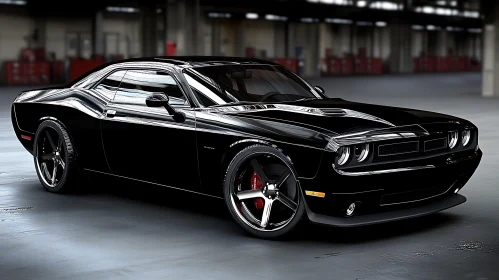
(223, 145, 306, 239)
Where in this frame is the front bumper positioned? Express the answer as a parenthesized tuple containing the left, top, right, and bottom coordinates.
(300, 148, 482, 227)
(306, 193, 466, 227)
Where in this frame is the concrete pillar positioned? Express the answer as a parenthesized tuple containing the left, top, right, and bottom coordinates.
(235, 20, 245, 57)
(211, 20, 222, 56)
(176, 0, 200, 55)
(389, 23, 412, 73)
(92, 11, 105, 57)
(286, 23, 296, 58)
(436, 30, 448, 57)
(274, 22, 286, 58)
(140, 5, 158, 57)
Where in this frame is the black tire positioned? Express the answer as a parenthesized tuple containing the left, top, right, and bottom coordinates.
(223, 144, 306, 239)
(33, 119, 80, 193)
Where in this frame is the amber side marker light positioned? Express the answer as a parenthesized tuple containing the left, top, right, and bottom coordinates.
(305, 191, 326, 198)
(21, 135, 32, 141)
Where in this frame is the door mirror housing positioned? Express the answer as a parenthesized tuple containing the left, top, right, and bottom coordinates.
(145, 93, 170, 107)
(314, 85, 325, 95)
(146, 93, 185, 122)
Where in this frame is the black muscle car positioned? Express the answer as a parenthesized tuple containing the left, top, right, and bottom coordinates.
(11, 56, 482, 239)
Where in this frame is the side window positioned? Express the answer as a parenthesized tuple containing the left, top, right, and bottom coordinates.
(113, 70, 187, 106)
(95, 70, 127, 100)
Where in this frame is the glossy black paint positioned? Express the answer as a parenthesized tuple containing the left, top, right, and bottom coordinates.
(11, 56, 482, 227)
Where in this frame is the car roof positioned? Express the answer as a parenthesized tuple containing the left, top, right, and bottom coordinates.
(111, 56, 279, 67)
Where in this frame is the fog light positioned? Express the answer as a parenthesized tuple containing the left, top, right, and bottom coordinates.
(346, 203, 356, 216)
(448, 131, 458, 149)
(462, 130, 471, 146)
(454, 188, 460, 194)
(337, 146, 351, 166)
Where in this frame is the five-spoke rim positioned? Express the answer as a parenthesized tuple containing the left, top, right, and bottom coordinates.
(230, 153, 299, 232)
(35, 128, 66, 188)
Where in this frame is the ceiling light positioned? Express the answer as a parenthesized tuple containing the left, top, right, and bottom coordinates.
(265, 14, 288, 21)
(246, 13, 258, 19)
(325, 18, 352, 24)
(357, 0, 367, 7)
(106, 6, 139, 13)
(0, 0, 26, 5)
(375, 21, 387, 27)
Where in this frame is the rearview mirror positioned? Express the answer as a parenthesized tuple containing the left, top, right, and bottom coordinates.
(230, 71, 252, 79)
(146, 93, 185, 122)
(314, 85, 325, 95)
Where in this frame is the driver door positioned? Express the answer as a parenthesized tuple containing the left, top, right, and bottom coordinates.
(101, 69, 200, 191)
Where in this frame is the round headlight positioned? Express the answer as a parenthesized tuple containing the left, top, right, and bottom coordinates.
(355, 144, 370, 162)
(462, 130, 471, 146)
(448, 131, 458, 149)
(337, 147, 351, 166)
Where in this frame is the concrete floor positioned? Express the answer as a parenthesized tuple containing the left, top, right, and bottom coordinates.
(1, 73, 498, 279)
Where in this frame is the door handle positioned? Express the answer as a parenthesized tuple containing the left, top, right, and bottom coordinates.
(105, 110, 116, 118)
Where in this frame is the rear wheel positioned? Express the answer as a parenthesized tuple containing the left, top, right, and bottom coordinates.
(223, 145, 306, 239)
(34, 120, 80, 193)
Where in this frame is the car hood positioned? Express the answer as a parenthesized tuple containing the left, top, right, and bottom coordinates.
(204, 98, 469, 135)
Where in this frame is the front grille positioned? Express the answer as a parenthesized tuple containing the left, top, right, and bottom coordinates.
(424, 137, 447, 152)
(378, 141, 419, 157)
(380, 182, 454, 206)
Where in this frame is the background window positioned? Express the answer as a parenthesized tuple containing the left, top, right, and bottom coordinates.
(114, 70, 187, 106)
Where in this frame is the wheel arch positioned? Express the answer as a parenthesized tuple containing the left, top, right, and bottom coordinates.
(36, 116, 79, 158)
(220, 139, 295, 181)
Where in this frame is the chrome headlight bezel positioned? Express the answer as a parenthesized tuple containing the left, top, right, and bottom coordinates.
(336, 146, 351, 166)
(355, 143, 370, 162)
(462, 129, 471, 146)
(448, 131, 459, 149)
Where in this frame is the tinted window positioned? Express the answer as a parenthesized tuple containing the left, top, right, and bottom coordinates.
(95, 70, 127, 100)
(113, 70, 187, 106)
(184, 65, 321, 107)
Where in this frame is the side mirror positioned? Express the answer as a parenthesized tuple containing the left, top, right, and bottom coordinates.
(146, 93, 185, 122)
(145, 93, 170, 107)
(314, 85, 325, 95)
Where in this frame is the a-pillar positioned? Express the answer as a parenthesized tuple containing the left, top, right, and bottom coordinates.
(482, 2, 499, 97)
(389, 23, 412, 73)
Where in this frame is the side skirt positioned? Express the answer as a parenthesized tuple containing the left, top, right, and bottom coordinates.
(84, 169, 223, 200)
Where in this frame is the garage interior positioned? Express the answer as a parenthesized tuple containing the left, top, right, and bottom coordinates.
(1, 0, 498, 279)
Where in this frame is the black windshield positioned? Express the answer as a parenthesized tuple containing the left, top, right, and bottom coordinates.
(183, 64, 321, 106)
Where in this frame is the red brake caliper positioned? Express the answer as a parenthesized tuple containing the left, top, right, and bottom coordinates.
(250, 171, 265, 210)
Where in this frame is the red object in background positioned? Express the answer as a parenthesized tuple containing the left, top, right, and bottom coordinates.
(20, 49, 36, 62)
(340, 58, 353, 75)
(4, 61, 51, 86)
(165, 42, 176, 56)
(69, 58, 104, 82)
(52, 61, 64, 83)
(245, 47, 256, 58)
(270, 58, 298, 73)
(368, 58, 383, 75)
(436, 57, 448, 72)
(355, 58, 368, 75)
(328, 58, 341, 75)
(33, 48, 46, 61)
